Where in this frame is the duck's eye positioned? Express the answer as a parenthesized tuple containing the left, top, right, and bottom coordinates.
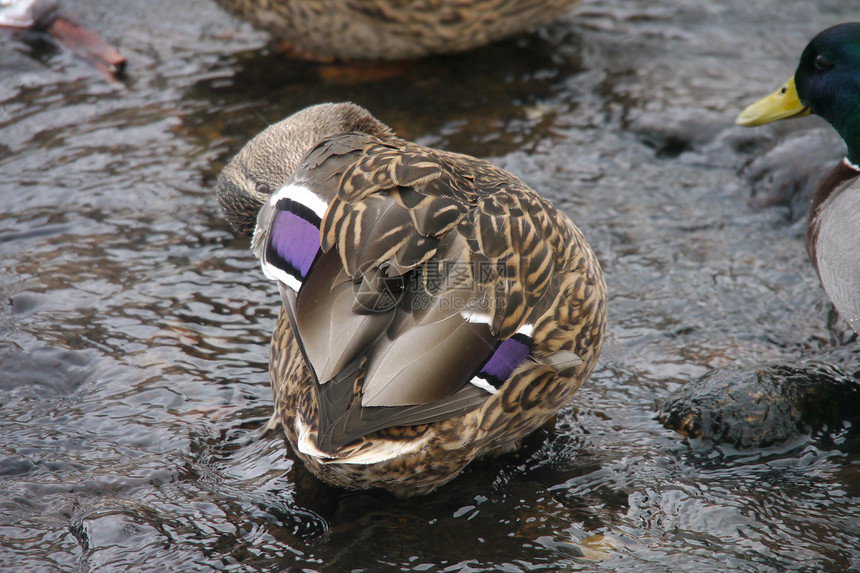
(255, 182, 271, 194)
(813, 54, 833, 71)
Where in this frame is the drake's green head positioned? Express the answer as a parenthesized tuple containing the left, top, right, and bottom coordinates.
(737, 23, 860, 164)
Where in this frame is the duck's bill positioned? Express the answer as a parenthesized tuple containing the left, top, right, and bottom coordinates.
(735, 76, 810, 127)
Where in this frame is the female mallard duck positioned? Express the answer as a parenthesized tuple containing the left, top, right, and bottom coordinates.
(216, 103, 606, 496)
(737, 23, 860, 332)
(213, 0, 580, 60)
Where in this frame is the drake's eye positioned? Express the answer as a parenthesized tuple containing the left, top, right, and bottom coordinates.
(255, 182, 271, 194)
(814, 54, 833, 71)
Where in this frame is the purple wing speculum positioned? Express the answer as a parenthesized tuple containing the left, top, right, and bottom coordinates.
(259, 183, 328, 292)
(468, 333, 533, 394)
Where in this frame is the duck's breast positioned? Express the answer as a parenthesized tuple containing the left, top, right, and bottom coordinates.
(814, 180, 860, 330)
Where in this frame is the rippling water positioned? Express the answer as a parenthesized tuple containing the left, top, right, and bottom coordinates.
(1, 0, 858, 570)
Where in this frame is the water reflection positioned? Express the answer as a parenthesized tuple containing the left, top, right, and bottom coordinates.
(188, 26, 585, 166)
(0, 0, 859, 570)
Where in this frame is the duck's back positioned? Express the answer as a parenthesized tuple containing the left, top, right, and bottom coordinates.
(215, 0, 581, 60)
(254, 131, 604, 462)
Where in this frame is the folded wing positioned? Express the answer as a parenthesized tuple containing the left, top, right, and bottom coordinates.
(253, 132, 572, 452)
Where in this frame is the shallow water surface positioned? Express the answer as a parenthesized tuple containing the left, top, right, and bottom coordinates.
(1, 0, 858, 571)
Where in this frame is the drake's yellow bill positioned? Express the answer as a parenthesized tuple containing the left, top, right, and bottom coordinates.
(736, 76, 810, 127)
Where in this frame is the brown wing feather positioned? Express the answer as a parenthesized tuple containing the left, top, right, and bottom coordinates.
(283, 132, 580, 450)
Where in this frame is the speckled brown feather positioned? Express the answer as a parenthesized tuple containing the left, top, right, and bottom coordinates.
(213, 0, 581, 60)
(268, 239, 605, 495)
(299, 132, 577, 340)
(218, 103, 606, 496)
(267, 132, 604, 494)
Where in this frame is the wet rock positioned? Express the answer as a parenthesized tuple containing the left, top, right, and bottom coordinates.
(629, 108, 726, 158)
(0, 341, 99, 396)
(657, 362, 860, 448)
(742, 128, 845, 221)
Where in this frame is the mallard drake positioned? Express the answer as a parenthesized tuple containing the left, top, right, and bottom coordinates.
(213, 0, 580, 60)
(737, 23, 860, 332)
(216, 103, 606, 496)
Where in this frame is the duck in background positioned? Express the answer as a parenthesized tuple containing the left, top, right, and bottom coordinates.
(213, 0, 580, 60)
(216, 102, 606, 496)
(0, 0, 124, 76)
(737, 23, 860, 332)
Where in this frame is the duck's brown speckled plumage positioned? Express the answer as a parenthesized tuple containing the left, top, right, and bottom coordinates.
(216, 103, 606, 496)
(214, 0, 580, 60)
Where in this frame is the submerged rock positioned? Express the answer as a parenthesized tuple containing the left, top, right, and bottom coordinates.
(657, 362, 860, 448)
(742, 129, 845, 222)
(630, 108, 726, 158)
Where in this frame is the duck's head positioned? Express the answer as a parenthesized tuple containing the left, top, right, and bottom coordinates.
(736, 23, 860, 164)
(216, 102, 393, 235)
